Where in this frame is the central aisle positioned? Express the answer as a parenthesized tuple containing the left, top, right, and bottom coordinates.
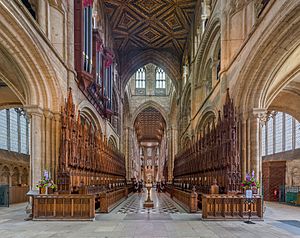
(114, 188, 186, 215)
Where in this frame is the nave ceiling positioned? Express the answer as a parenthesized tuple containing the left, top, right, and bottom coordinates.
(103, 0, 197, 82)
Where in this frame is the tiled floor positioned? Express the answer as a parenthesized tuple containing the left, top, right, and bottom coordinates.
(115, 189, 184, 214)
(0, 191, 300, 238)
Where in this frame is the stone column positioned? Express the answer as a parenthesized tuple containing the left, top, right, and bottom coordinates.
(26, 107, 44, 191)
(52, 113, 61, 182)
(241, 108, 268, 193)
(44, 110, 53, 175)
(167, 126, 178, 182)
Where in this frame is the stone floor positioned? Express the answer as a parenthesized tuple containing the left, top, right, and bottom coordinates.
(0, 190, 300, 238)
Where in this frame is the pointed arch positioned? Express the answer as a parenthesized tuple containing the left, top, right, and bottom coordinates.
(131, 100, 168, 126)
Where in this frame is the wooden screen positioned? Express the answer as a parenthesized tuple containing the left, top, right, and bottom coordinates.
(58, 88, 126, 194)
(173, 90, 241, 194)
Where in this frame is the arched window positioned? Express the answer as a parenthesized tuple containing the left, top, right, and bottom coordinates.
(261, 112, 300, 156)
(155, 67, 166, 89)
(0, 108, 30, 155)
(135, 67, 146, 88)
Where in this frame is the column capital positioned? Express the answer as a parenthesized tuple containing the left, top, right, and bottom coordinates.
(23, 105, 44, 117)
(252, 108, 276, 125)
(44, 109, 54, 119)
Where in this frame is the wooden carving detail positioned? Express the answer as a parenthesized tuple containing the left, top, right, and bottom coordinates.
(58, 88, 126, 194)
(173, 89, 241, 194)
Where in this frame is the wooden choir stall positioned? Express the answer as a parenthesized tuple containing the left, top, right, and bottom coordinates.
(169, 90, 263, 220)
(31, 90, 130, 221)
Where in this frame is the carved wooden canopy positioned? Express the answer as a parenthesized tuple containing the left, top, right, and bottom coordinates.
(134, 107, 165, 143)
(103, 0, 196, 62)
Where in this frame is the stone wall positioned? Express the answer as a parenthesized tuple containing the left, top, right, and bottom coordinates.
(0, 149, 29, 186)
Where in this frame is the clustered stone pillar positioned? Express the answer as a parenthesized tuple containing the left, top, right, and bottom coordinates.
(240, 108, 267, 193)
(26, 106, 61, 191)
(27, 107, 43, 191)
(168, 127, 178, 182)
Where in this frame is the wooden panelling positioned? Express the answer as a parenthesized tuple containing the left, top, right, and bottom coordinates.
(166, 186, 198, 213)
(9, 186, 29, 204)
(32, 194, 95, 221)
(202, 194, 263, 220)
(262, 161, 286, 201)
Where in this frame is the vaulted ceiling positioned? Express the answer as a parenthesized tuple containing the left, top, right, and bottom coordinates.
(103, 0, 196, 79)
(134, 107, 166, 143)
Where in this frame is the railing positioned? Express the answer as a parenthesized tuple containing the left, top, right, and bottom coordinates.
(31, 194, 95, 221)
(202, 194, 263, 220)
(166, 186, 198, 213)
(285, 186, 300, 205)
(99, 187, 128, 213)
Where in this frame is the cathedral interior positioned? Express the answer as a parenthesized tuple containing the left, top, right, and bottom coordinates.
(0, 0, 300, 237)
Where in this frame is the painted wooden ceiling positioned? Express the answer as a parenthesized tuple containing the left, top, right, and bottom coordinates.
(134, 107, 165, 143)
(103, 0, 196, 58)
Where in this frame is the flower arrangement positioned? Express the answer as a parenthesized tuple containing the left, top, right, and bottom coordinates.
(36, 170, 57, 191)
(241, 171, 260, 190)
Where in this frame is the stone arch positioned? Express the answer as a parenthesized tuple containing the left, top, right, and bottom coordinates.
(0, 4, 63, 112)
(21, 167, 28, 185)
(196, 18, 220, 85)
(121, 49, 181, 90)
(11, 167, 20, 186)
(235, 3, 300, 113)
(182, 135, 192, 149)
(0, 166, 10, 185)
(204, 59, 213, 95)
(78, 101, 104, 134)
(131, 101, 168, 126)
(195, 108, 217, 134)
(108, 135, 118, 149)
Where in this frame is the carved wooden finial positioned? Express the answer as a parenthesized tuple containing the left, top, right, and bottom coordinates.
(225, 88, 230, 103)
(212, 118, 216, 131)
(217, 110, 221, 123)
(77, 111, 81, 125)
(67, 87, 73, 105)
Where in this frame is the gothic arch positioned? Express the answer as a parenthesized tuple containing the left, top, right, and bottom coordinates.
(78, 101, 104, 134)
(131, 101, 168, 126)
(236, 2, 300, 114)
(0, 3, 63, 112)
(195, 108, 217, 134)
(108, 135, 118, 149)
(121, 49, 180, 90)
(196, 18, 220, 85)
